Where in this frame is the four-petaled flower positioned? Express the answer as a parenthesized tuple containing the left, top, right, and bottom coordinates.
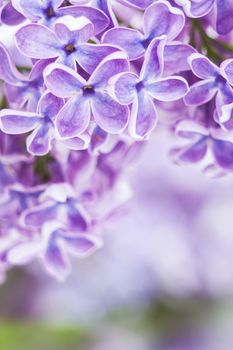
(110, 37, 189, 138)
(44, 51, 130, 138)
(103, 1, 184, 60)
(16, 15, 118, 71)
(184, 53, 233, 124)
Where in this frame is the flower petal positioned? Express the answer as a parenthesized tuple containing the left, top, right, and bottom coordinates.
(216, 0, 233, 35)
(61, 233, 102, 257)
(7, 241, 43, 265)
(54, 15, 94, 42)
(60, 133, 90, 150)
(111, 72, 138, 105)
(164, 42, 196, 75)
(213, 139, 233, 170)
(175, 0, 214, 17)
(0, 110, 40, 134)
(215, 84, 233, 123)
(0, 42, 25, 85)
(15, 24, 60, 59)
(221, 59, 233, 86)
(75, 43, 119, 74)
(143, 1, 185, 41)
(56, 95, 90, 138)
(146, 76, 189, 102)
(26, 123, 54, 156)
(22, 203, 58, 228)
(59, 5, 109, 35)
(44, 63, 85, 98)
(43, 238, 71, 282)
(117, 0, 153, 9)
(129, 91, 157, 139)
(140, 37, 166, 83)
(14, 0, 44, 21)
(1, 2, 25, 25)
(184, 80, 217, 106)
(37, 92, 64, 120)
(90, 51, 129, 87)
(102, 27, 144, 60)
(91, 92, 129, 133)
(173, 138, 208, 163)
(188, 53, 219, 79)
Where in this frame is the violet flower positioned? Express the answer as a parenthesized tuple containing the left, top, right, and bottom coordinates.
(0, 92, 65, 155)
(173, 117, 233, 173)
(4, 0, 109, 35)
(103, 1, 185, 60)
(44, 51, 130, 138)
(7, 222, 102, 282)
(177, 0, 233, 35)
(110, 37, 188, 138)
(16, 16, 118, 71)
(184, 53, 233, 123)
(0, 42, 50, 111)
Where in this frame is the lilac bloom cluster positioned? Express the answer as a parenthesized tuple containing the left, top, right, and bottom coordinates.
(0, 0, 233, 282)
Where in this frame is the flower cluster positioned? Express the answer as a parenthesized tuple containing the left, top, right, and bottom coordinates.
(1, 0, 233, 282)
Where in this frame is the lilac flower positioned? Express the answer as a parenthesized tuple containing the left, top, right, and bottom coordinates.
(44, 51, 130, 138)
(176, 0, 233, 35)
(70, 0, 117, 27)
(16, 16, 118, 71)
(110, 37, 189, 138)
(172, 116, 233, 173)
(20, 183, 90, 232)
(2, 0, 233, 286)
(184, 53, 233, 124)
(0, 42, 49, 111)
(103, 1, 185, 60)
(7, 222, 102, 282)
(0, 92, 64, 155)
(5, 0, 109, 35)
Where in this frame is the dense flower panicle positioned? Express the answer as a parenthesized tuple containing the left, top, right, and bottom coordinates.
(1, 0, 233, 282)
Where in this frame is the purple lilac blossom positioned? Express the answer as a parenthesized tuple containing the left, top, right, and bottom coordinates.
(1, 0, 233, 284)
(110, 37, 188, 138)
(3, 0, 110, 35)
(184, 53, 233, 123)
(44, 51, 130, 137)
(15, 16, 118, 71)
(103, 1, 185, 60)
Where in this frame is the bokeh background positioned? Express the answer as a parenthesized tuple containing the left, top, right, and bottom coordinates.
(2, 128, 233, 350)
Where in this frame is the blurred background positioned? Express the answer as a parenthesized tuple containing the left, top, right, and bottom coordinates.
(2, 130, 233, 350)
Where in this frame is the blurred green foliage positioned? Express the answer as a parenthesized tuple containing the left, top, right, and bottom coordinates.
(0, 323, 90, 350)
